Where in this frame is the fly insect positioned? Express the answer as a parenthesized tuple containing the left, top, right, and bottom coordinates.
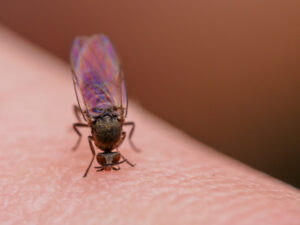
(70, 34, 140, 177)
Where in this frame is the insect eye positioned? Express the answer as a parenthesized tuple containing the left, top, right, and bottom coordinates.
(96, 154, 106, 165)
(112, 154, 121, 164)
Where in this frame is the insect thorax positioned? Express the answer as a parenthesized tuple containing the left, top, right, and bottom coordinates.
(91, 111, 122, 151)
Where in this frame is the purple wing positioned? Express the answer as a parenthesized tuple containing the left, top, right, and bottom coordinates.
(70, 34, 128, 119)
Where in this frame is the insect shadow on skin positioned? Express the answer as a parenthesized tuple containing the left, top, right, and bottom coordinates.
(70, 34, 141, 177)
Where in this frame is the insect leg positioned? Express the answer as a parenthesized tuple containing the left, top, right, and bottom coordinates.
(116, 149, 136, 167)
(94, 166, 104, 172)
(73, 104, 83, 123)
(72, 123, 88, 151)
(123, 121, 141, 152)
(112, 166, 120, 171)
(96, 168, 104, 172)
(83, 136, 96, 177)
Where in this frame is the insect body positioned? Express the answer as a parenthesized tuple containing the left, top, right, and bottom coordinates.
(70, 34, 139, 177)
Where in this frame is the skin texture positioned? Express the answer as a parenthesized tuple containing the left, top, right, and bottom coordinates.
(0, 27, 300, 225)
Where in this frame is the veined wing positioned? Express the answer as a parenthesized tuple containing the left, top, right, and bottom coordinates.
(70, 34, 128, 119)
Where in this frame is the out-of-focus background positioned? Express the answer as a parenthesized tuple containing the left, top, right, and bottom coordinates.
(0, 1, 299, 187)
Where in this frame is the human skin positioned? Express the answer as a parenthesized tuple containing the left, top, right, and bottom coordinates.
(0, 28, 299, 225)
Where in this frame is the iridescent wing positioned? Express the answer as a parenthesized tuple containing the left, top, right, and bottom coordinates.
(70, 36, 88, 121)
(70, 34, 128, 119)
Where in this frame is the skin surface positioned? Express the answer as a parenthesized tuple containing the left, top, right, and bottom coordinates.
(0, 27, 299, 225)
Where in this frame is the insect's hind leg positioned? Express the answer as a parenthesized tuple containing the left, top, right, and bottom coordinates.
(123, 121, 141, 152)
(73, 104, 83, 122)
(72, 123, 88, 151)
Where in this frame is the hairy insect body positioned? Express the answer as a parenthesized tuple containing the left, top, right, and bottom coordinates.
(91, 113, 123, 151)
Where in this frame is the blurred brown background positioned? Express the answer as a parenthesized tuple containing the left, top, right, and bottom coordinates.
(0, 0, 299, 187)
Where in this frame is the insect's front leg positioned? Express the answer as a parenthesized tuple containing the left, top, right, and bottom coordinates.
(72, 123, 88, 151)
(123, 121, 141, 152)
(83, 136, 96, 177)
(116, 149, 136, 167)
(112, 166, 120, 171)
